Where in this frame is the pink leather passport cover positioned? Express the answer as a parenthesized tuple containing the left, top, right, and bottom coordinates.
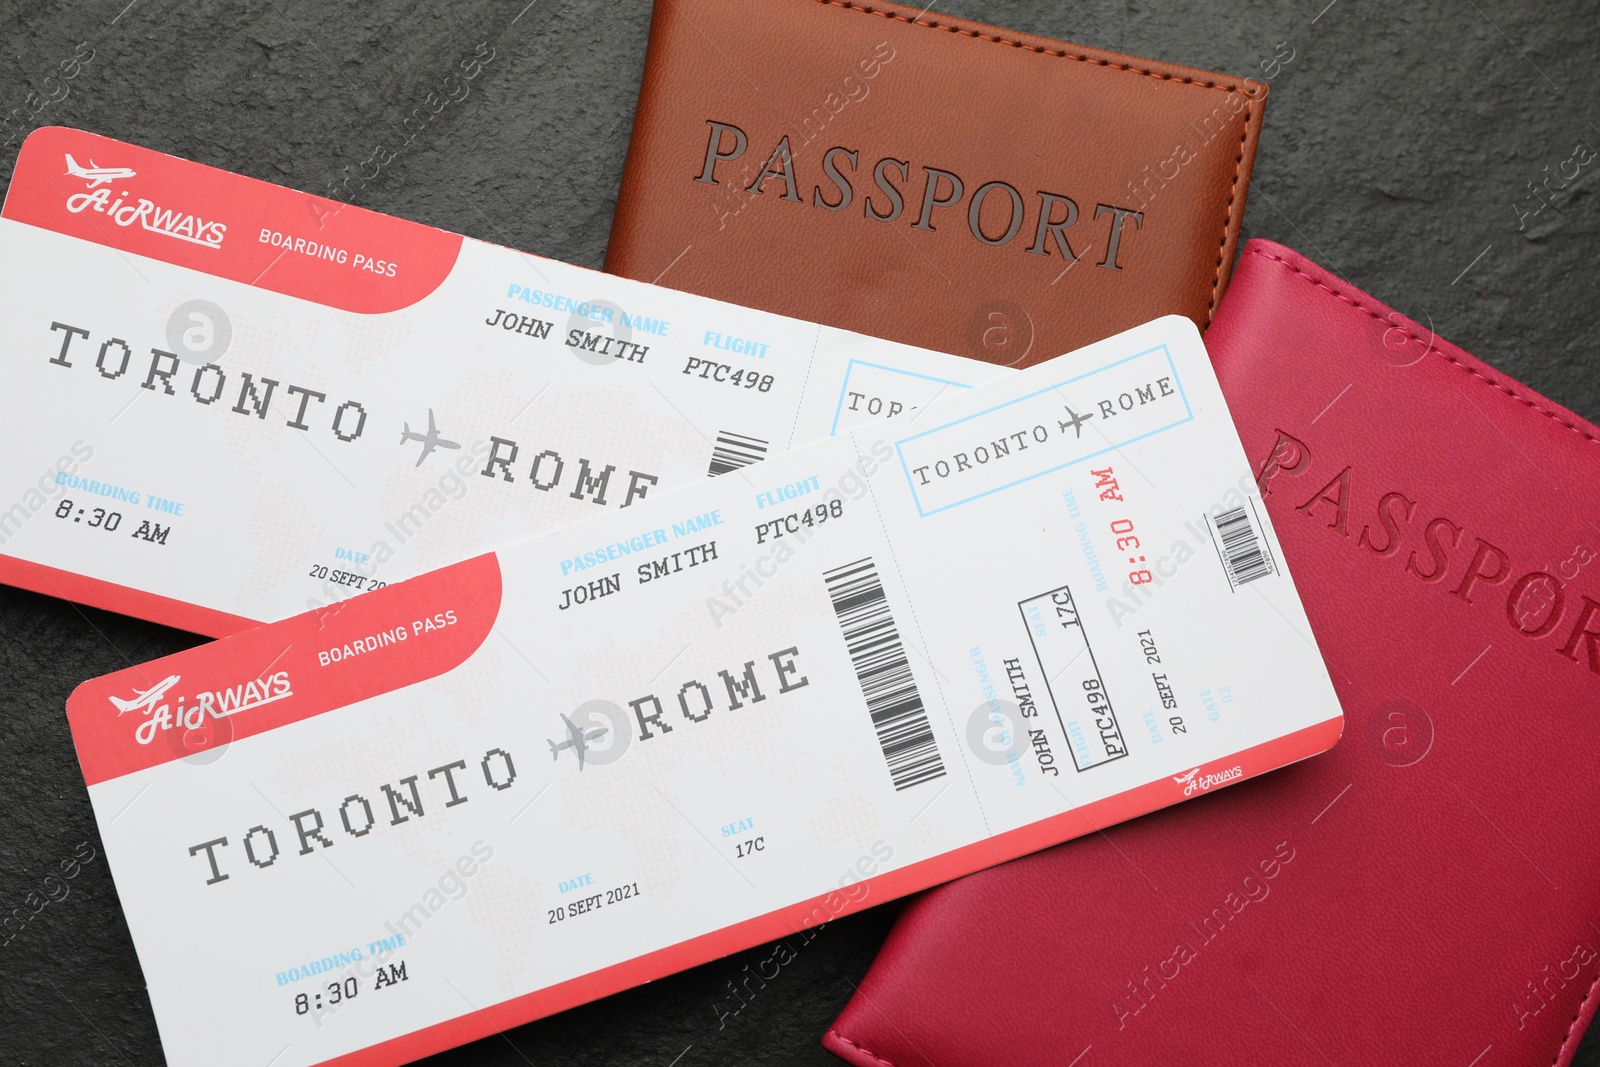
(824, 239, 1600, 1067)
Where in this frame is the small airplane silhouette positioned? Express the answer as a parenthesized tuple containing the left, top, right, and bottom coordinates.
(1060, 405, 1095, 439)
(399, 408, 461, 466)
(548, 713, 608, 770)
(65, 154, 136, 188)
(107, 674, 181, 715)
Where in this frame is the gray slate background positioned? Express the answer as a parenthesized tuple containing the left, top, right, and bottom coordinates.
(1, 0, 1597, 1064)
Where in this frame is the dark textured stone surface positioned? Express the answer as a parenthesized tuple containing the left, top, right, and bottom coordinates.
(0, 1, 1594, 1064)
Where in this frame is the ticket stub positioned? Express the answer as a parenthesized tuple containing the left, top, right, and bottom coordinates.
(66, 316, 1344, 1067)
(0, 127, 1001, 635)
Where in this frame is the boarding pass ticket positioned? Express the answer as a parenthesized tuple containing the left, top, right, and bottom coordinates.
(0, 126, 1003, 635)
(66, 315, 1344, 1067)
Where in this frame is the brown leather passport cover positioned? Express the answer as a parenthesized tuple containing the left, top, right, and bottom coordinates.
(605, 0, 1266, 366)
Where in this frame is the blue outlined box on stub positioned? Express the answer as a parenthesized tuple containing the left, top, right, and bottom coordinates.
(893, 345, 1193, 517)
(830, 359, 975, 437)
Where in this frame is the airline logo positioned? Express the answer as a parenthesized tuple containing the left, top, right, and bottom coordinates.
(1172, 764, 1244, 796)
(64, 152, 227, 249)
(64, 153, 135, 187)
(109, 671, 293, 745)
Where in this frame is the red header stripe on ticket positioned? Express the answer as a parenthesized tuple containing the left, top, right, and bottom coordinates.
(4, 127, 461, 314)
(65, 553, 503, 785)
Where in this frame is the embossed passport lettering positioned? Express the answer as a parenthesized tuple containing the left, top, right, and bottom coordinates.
(608, 0, 1269, 365)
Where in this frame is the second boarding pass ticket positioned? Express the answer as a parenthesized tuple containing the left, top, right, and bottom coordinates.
(0, 126, 1001, 635)
(67, 315, 1344, 1067)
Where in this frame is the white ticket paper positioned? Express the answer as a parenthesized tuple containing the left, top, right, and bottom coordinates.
(67, 315, 1344, 1067)
(0, 127, 1001, 635)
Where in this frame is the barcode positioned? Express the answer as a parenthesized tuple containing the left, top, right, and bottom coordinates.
(1214, 504, 1272, 586)
(707, 431, 768, 476)
(823, 558, 946, 791)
